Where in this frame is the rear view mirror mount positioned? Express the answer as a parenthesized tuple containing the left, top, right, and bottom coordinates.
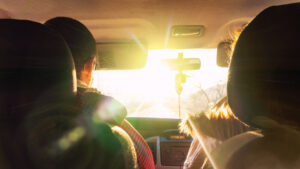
(161, 53, 201, 96)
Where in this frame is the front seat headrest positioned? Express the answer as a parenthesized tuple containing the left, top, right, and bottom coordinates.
(228, 3, 300, 128)
(0, 19, 76, 120)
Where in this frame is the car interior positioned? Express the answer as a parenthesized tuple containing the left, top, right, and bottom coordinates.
(0, 0, 300, 169)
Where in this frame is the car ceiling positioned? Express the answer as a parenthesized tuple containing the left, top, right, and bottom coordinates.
(0, 0, 298, 49)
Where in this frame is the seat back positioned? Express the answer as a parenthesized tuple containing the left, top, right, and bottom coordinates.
(0, 19, 76, 169)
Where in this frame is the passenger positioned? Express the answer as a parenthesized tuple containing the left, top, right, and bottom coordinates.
(180, 97, 250, 169)
(0, 19, 133, 169)
(203, 3, 300, 169)
(45, 17, 155, 169)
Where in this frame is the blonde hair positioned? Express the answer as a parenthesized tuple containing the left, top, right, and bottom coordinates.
(217, 19, 248, 66)
(180, 97, 250, 141)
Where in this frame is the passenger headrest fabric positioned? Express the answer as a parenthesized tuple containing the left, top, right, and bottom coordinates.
(228, 3, 300, 128)
(0, 19, 76, 119)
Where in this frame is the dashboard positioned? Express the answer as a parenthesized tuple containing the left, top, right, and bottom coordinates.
(126, 117, 193, 168)
(146, 129, 192, 169)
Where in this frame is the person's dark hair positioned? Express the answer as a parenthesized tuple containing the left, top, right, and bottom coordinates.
(227, 3, 300, 129)
(44, 17, 96, 77)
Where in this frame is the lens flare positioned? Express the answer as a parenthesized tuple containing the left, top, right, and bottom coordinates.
(58, 127, 85, 150)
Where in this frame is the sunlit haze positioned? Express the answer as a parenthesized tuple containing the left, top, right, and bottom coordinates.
(93, 49, 228, 119)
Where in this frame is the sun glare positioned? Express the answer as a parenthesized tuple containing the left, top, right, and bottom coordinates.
(93, 49, 228, 118)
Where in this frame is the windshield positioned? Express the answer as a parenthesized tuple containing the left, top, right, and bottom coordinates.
(92, 49, 228, 119)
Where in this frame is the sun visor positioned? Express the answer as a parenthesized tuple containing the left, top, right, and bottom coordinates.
(217, 41, 232, 67)
(96, 41, 148, 70)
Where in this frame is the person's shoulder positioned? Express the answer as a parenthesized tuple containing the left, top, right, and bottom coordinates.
(78, 86, 102, 95)
(84, 87, 102, 94)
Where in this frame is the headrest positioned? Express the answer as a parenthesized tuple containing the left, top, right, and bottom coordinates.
(228, 3, 300, 127)
(0, 19, 76, 119)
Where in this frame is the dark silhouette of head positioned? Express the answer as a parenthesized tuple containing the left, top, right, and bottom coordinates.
(45, 17, 96, 85)
(227, 3, 300, 129)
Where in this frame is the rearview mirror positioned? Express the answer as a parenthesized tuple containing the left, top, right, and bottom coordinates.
(96, 41, 148, 70)
(161, 53, 201, 71)
(161, 58, 201, 71)
(217, 41, 233, 67)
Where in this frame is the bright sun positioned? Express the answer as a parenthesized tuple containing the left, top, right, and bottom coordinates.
(92, 49, 228, 118)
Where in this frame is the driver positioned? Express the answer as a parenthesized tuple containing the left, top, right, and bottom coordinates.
(45, 17, 155, 169)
